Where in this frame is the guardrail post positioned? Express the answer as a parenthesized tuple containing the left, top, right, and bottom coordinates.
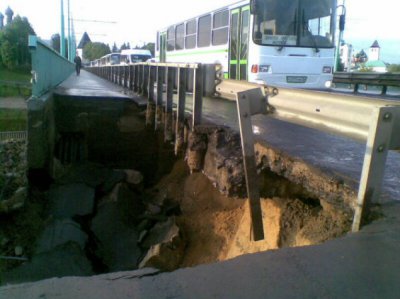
(236, 88, 266, 241)
(156, 66, 165, 130)
(129, 65, 134, 90)
(165, 67, 175, 142)
(119, 66, 123, 86)
(142, 65, 149, 96)
(146, 66, 156, 127)
(352, 106, 400, 232)
(137, 65, 143, 94)
(134, 65, 139, 92)
(192, 64, 203, 128)
(175, 67, 187, 155)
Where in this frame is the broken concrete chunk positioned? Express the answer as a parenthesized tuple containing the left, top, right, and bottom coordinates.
(203, 128, 245, 197)
(49, 183, 95, 218)
(35, 219, 88, 254)
(2, 242, 93, 285)
(91, 200, 142, 272)
(100, 169, 126, 194)
(186, 131, 207, 173)
(139, 217, 185, 271)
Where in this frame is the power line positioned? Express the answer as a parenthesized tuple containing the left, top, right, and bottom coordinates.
(72, 18, 117, 24)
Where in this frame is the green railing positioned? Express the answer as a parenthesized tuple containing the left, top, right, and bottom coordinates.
(28, 35, 75, 98)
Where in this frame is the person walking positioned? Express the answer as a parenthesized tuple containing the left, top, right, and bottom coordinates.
(74, 55, 82, 76)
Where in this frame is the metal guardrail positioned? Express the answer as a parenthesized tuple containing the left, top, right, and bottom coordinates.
(0, 131, 27, 141)
(28, 35, 75, 98)
(88, 63, 400, 236)
(88, 63, 217, 133)
(240, 86, 400, 233)
(333, 72, 400, 95)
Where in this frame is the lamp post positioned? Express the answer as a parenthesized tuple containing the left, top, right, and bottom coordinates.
(60, 0, 66, 57)
(334, 2, 346, 72)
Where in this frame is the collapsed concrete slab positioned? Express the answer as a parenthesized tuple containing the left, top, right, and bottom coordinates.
(49, 183, 95, 219)
(139, 217, 185, 271)
(35, 219, 88, 254)
(2, 242, 93, 285)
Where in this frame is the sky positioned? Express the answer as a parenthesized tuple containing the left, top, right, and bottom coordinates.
(1, 0, 399, 63)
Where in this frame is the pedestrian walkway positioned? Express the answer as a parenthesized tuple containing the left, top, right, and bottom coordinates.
(54, 70, 147, 106)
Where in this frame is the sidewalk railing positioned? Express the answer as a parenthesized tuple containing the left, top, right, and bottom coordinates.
(28, 35, 75, 98)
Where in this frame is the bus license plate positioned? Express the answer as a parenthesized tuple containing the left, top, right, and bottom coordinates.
(286, 76, 307, 83)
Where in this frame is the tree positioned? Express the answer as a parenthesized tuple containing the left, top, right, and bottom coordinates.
(388, 64, 400, 72)
(112, 42, 118, 53)
(0, 15, 35, 70)
(141, 42, 155, 56)
(120, 43, 129, 51)
(83, 42, 110, 61)
(354, 50, 368, 64)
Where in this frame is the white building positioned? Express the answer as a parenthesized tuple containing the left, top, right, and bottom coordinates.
(369, 40, 381, 61)
(340, 43, 353, 71)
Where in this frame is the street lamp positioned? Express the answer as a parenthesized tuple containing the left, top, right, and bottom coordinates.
(334, 3, 346, 72)
(60, 0, 66, 57)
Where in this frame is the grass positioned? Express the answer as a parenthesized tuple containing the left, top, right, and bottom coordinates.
(0, 68, 31, 97)
(0, 68, 31, 82)
(0, 109, 27, 131)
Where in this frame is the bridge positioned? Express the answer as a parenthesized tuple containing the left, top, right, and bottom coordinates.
(1, 36, 400, 298)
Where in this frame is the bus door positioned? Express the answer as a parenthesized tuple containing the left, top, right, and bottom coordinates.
(160, 32, 167, 62)
(229, 6, 250, 80)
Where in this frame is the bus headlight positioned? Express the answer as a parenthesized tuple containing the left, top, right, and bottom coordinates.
(323, 66, 332, 74)
(325, 80, 332, 88)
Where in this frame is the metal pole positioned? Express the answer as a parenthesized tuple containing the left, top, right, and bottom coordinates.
(60, 0, 66, 57)
(67, 0, 71, 61)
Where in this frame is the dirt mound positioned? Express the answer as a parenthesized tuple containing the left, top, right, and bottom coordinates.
(149, 160, 351, 268)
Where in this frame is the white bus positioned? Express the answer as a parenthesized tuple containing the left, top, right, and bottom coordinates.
(155, 0, 339, 89)
(99, 53, 121, 66)
(120, 49, 153, 64)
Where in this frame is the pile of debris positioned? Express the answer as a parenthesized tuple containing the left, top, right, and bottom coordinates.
(2, 162, 185, 285)
(0, 139, 27, 214)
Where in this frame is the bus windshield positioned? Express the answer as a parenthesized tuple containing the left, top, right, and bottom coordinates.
(252, 0, 335, 49)
(110, 54, 120, 65)
(130, 54, 152, 62)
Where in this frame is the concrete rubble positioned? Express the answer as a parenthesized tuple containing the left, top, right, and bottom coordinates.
(1, 161, 185, 285)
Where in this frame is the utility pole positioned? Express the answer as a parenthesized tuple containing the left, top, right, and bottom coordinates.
(67, 0, 71, 61)
(335, 0, 346, 72)
(60, 0, 66, 57)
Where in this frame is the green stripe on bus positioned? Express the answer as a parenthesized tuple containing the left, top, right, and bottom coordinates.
(242, 5, 250, 11)
(231, 8, 240, 14)
(230, 60, 247, 65)
(166, 48, 228, 57)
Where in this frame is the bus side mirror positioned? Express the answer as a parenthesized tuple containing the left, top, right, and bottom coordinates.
(250, 0, 258, 14)
(339, 14, 345, 31)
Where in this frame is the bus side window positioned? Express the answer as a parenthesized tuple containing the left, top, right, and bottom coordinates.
(167, 26, 175, 51)
(212, 10, 229, 45)
(175, 23, 184, 50)
(198, 14, 211, 48)
(185, 19, 197, 49)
